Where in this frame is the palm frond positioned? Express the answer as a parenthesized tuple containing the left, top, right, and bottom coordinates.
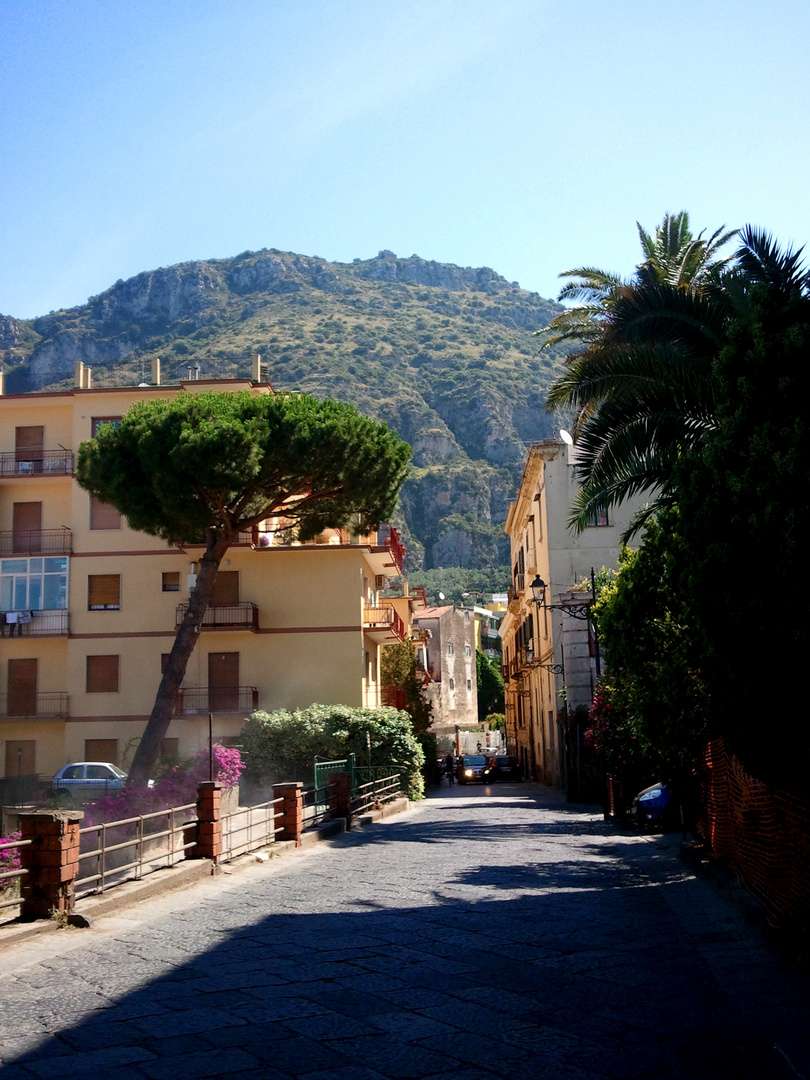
(735, 225, 810, 297)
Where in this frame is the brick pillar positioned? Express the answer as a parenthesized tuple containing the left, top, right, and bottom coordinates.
(194, 781, 222, 861)
(273, 782, 304, 846)
(18, 810, 83, 921)
(329, 772, 352, 825)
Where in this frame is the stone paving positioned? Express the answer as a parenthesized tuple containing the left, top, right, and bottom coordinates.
(1, 782, 809, 1080)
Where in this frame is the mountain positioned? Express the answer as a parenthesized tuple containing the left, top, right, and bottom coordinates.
(0, 248, 568, 587)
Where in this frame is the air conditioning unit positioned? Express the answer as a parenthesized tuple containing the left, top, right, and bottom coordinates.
(375, 575, 386, 589)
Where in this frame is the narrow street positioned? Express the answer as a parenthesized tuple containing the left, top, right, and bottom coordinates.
(1, 783, 808, 1080)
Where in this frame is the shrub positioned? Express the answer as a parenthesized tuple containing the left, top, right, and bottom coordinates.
(240, 704, 425, 799)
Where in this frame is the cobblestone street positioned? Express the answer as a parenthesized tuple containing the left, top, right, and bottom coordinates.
(1, 783, 808, 1080)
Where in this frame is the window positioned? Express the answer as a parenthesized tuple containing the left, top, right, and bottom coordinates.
(449, 678, 455, 690)
(86, 654, 119, 693)
(91, 417, 122, 437)
(1, 557, 68, 610)
(162, 572, 180, 592)
(160, 738, 179, 762)
(85, 739, 118, 764)
(585, 505, 610, 527)
(467, 679, 472, 691)
(447, 643, 454, 655)
(90, 495, 122, 530)
(88, 574, 120, 610)
(210, 571, 239, 605)
(465, 644, 471, 657)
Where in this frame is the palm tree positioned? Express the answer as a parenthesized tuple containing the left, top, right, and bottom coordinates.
(539, 212, 737, 537)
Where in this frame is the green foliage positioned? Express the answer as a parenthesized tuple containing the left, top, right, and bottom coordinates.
(484, 712, 505, 731)
(380, 643, 433, 733)
(239, 704, 426, 799)
(77, 390, 411, 546)
(396, 566, 510, 606)
(591, 509, 709, 782)
(476, 650, 504, 722)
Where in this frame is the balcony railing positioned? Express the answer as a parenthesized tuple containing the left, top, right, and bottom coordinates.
(0, 692, 69, 718)
(363, 604, 406, 642)
(1, 610, 69, 637)
(175, 602, 258, 632)
(0, 529, 72, 556)
(175, 686, 259, 715)
(0, 450, 74, 477)
(382, 526, 405, 574)
(381, 686, 407, 710)
(513, 572, 525, 596)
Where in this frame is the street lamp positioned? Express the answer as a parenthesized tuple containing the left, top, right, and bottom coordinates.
(529, 575, 592, 620)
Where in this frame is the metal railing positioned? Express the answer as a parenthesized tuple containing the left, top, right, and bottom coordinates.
(221, 797, 284, 862)
(352, 773, 401, 815)
(175, 686, 259, 715)
(0, 692, 69, 719)
(0, 834, 31, 918)
(303, 782, 339, 828)
(76, 803, 197, 897)
(175, 602, 259, 631)
(0, 450, 74, 477)
(0, 529, 72, 556)
(0, 609, 69, 638)
(363, 604, 406, 641)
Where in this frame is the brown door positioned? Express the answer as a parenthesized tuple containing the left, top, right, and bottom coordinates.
(5, 740, 36, 777)
(15, 426, 44, 472)
(210, 571, 239, 606)
(8, 658, 37, 717)
(12, 502, 42, 554)
(208, 652, 239, 711)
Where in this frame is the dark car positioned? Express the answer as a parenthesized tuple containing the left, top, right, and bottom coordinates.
(491, 756, 522, 782)
(456, 755, 495, 784)
(632, 782, 680, 830)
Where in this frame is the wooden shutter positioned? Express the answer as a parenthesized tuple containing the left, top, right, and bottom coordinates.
(5, 740, 36, 777)
(88, 575, 120, 609)
(162, 572, 180, 592)
(8, 659, 37, 717)
(15, 427, 44, 468)
(160, 738, 179, 761)
(86, 655, 119, 693)
(208, 652, 239, 711)
(89, 496, 122, 530)
(211, 571, 239, 606)
(84, 739, 118, 764)
(12, 502, 42, 554)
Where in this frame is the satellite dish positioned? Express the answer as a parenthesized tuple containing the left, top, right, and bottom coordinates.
(438, 592, 445, 601)
(559, 429, 574, 445)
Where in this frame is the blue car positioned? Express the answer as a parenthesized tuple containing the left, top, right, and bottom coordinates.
(632, 783, 677, 829)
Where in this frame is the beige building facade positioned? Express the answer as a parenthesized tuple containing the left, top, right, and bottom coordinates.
(500, 439, 648, 787)
(0, 372, 408, 781)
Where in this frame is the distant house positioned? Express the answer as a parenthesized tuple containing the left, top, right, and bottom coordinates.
(412, 605, 477, 737)
(500, 439, 648, 786)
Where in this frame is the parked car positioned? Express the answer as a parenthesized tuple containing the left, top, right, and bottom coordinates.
(456, 755, 495, 784)
(632, 782, 679, 830)
(491, 756, 522, 782)
(52, 762, 128, 798)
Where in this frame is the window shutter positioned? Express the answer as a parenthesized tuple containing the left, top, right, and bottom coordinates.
(88, 575, 120, 609)
(86, 655, 119, 693)
(90, 496, 122, 530)
(211, 571, 239, 606)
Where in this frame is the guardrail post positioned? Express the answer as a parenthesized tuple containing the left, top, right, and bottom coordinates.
(329, 772, 352, 825)
(194, 781, 222, 862)
(273, 782, 304, 846)
(18, 810, 83, 920)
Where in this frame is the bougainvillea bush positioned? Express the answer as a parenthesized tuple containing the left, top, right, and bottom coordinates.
(0, 833, 21, 895)
(83, 745, 244, 826)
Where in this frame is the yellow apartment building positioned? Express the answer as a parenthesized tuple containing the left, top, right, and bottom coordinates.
(0, 366, 409, 781)
(500, 439, 648, 788)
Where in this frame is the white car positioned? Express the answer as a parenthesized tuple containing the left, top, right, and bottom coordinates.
(52, 761, 128, 796)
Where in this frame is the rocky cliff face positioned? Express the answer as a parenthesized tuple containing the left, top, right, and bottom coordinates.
(2, 247, 567, 578)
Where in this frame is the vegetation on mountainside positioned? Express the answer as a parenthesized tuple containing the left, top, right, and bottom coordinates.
(0, 249, 567, 595)
(76, 390, 410, 787)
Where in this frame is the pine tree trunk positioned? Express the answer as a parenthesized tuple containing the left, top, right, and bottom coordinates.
(127, 530, 231, 787)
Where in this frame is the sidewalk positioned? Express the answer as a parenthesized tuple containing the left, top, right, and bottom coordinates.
(1, 783, 808, 1079)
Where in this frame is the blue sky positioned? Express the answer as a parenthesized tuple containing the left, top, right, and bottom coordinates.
(2, 0, 809, 319)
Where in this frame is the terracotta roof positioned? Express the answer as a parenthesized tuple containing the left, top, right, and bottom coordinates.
(415, 605, 453, 619)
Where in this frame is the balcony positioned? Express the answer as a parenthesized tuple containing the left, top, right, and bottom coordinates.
(1, 610, 69, 637)
(0, 529, 72, 556)
(0, 692, 69, 719)
(175, 686, 259, 715)
(0, 450, 74, 478)
(382, 526, 405, 574)
(363, 604, 406, 643)
(381, 686, 407, 710)
(175, 602, 259, 632)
